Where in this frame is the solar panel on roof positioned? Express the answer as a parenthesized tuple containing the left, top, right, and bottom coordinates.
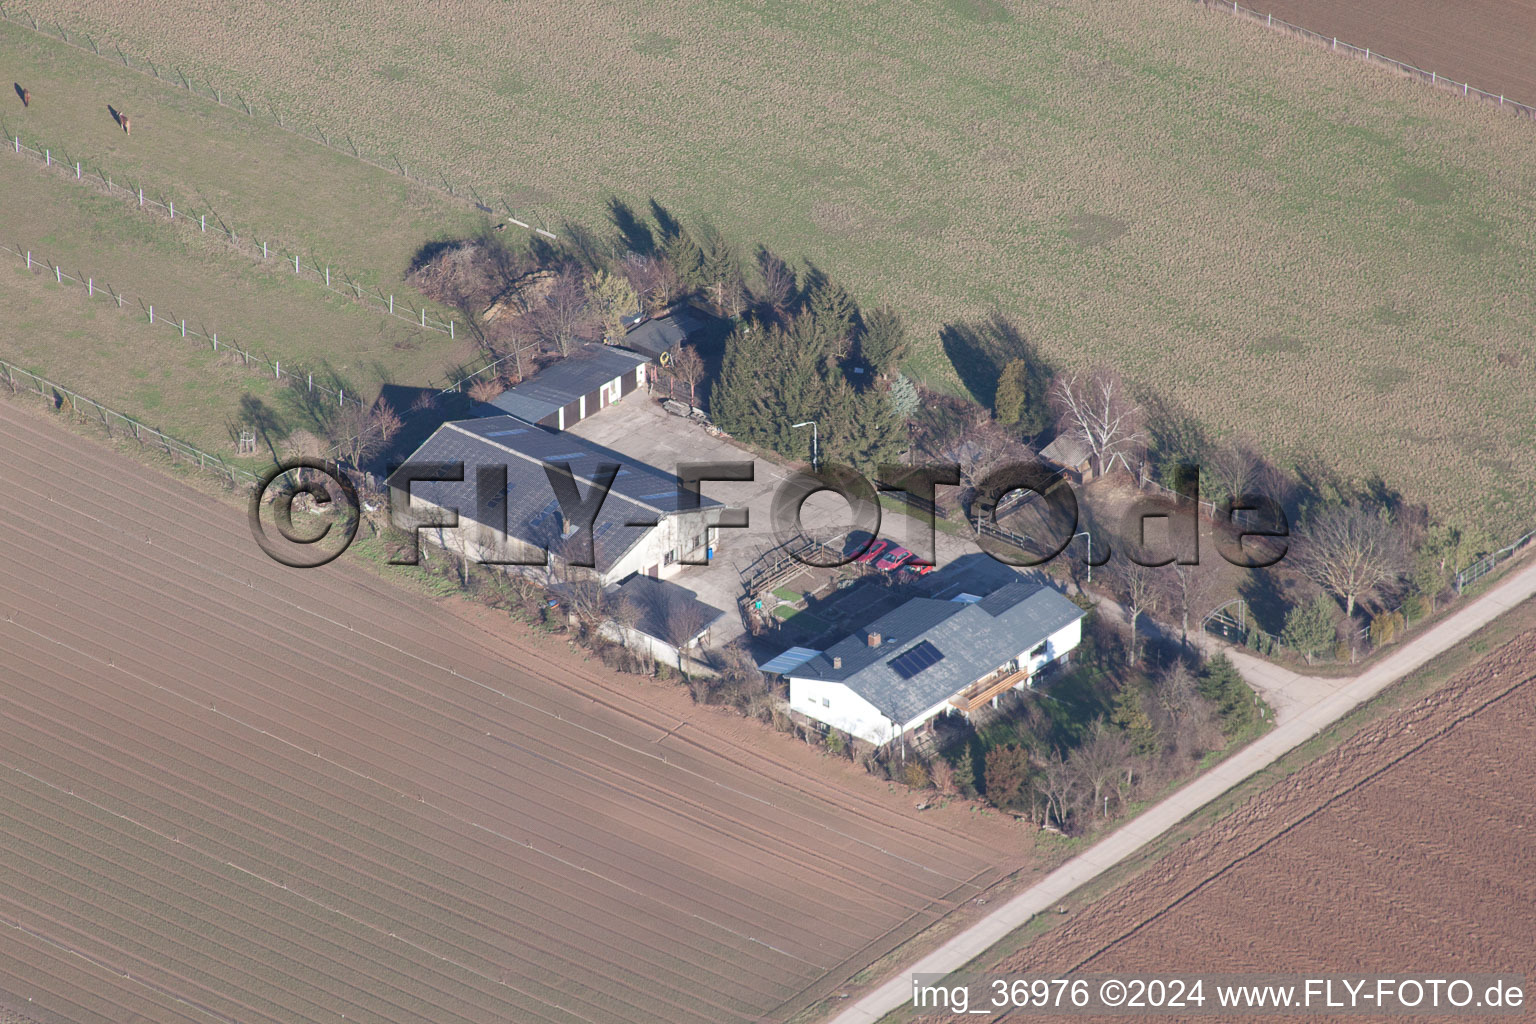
(888, 640, 944, 679)
(483, 428, 529, 437)
(545, 453, 589, 462)
(638, 490, 676, 500)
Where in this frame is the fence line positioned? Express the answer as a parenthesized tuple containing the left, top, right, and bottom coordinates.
(1200, 0, 1536, 121)
(2, 127, 462, 339)
(0, 355, 264, 487)
(2, 241, 366, 410)
(0, 4, 560, 243)
(1455, 526, 1536, 593)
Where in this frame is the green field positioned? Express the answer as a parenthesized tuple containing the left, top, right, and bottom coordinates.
(2, 258, 294, 463)
(8, 0, 1536, 531)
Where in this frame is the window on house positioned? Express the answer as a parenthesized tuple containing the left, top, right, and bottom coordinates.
(821, 697, 831, 708)
(664, 549, 677, 565)
(1031, 642, 1048, 659)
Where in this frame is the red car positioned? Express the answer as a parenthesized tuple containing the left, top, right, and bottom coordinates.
(875, 545, 914, 571)
(854, 538, 890, 565)
(903, 561, 936, 576)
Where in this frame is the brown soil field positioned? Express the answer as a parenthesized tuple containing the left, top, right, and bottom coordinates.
(1250, 0, 1536, 107)
(928, 624, 1536, 1023)
(0, 397, 1036, 1024)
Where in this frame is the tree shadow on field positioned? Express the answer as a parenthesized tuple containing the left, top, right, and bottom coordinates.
(939, 311, 1047, 411)
(607, 197, 655, 256)
(238, 395, 285, 461)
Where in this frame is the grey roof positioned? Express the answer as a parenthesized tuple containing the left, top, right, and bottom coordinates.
(385, 416, 717, 576)
(789, 581, 1085, 725)
(489, 343, 651, 423)
(621, 316, 686, 359)
(612, 574, 724, 644)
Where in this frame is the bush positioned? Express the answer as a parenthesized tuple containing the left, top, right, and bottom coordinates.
(1369, 609, 1405, 648)
(901, 760, 932, 790)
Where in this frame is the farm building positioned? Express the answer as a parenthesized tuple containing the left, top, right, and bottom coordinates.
(620, 305, 712, 363)
(601, 574, 726, 668)
(488, 343, 651, 430)
(1039, 433, 1096, 483)
(387, 415, 720, 585)
(767, 581, 1085, 747)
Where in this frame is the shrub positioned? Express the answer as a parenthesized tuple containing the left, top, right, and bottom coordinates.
(901, 760, 932, 790)
(1369, 609, 1405, 648)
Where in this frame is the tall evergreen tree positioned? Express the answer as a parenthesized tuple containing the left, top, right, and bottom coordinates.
(860, 306, 909, 376)
(663, 229, 706, 290)
(993, 357, 1050, 436)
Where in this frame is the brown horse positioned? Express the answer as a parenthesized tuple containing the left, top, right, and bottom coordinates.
(120, 112, 130, 135)
(13, 84, 28, 107)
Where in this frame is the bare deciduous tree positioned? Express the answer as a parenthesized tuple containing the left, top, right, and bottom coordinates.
(1297, 505, 1408, 617)
(1160, 561, 1222, 649)
(1106, 558, 1161, 664)
(533, 265, 594, 356)
(330, 400, 403, 467)
(1050, 366, 1147, 476)
(667, 344, 706, 408)
(1068, 719, 1134, 819)
(1033, 750, 1081, 832)
(954, 410, 1033, 491)
(1153, 660, 1200, 730)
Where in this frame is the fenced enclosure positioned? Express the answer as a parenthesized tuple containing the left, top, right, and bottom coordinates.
(3, 127, 460, 339)
(0, 4, 559, 242)
(2, 240, 367, 410)
(1201, 0, 1536, 121)
(0, 355, 264, 487)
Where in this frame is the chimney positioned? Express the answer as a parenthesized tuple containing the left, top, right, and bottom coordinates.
(831, 655, 842, 670)
(866, 631, 882, 648)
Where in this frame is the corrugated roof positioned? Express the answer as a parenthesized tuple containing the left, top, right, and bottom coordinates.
(489, 343, 651, 424)
(1040, 433, 1092, 468)
(789, 581, 1085, 724)
(385, 416, 717, 575)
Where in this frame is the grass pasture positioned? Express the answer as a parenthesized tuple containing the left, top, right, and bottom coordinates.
(14, 0, 1536, 532)
(1, 255, 294, 464)
(0, 157, 486, 437)
(0, 20, 488, 293)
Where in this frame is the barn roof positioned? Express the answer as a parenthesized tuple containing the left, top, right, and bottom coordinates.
(620, 306, 711, 360)
(385, 416, 717, 575)
(489, 343, 651, 424)
(787, 581, 1084, 725)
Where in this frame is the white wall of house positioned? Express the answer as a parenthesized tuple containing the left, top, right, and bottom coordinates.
(787, 678, 896, 747)
(787, 613, 1084, 747)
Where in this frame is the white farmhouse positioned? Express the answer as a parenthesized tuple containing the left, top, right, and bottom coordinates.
(770, 582, 1085, 748)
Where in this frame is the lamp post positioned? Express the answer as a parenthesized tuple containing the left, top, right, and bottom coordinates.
(1072, 529, 1095, 584)
(791, 420, 819, 471)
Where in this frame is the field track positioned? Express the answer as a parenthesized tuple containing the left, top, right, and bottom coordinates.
(931, 626, 1536, 1022)
(1250, 0, 1536, 107)
(0, 399, 1028, 1024)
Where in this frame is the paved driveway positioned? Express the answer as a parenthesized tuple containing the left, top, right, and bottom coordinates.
(566, 392, 983, 638)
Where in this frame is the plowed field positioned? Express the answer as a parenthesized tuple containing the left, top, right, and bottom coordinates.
(931, 625, 1536, 1022)
(1252, 0, 1536, 107)
(0, 399, 1027, 1024)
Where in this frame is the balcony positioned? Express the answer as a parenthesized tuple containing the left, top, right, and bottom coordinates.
(948, 665, 1033, 713)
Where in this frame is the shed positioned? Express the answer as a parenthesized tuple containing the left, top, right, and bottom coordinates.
(490, 343, 651, 430)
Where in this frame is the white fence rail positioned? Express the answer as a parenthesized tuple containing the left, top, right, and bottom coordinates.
(3, 241, 367, 410)
(1201, 0, 1536, 121)
(0, 4, 559, 242)
(3, 127, 460, 339)
(0, 355, 264, 487)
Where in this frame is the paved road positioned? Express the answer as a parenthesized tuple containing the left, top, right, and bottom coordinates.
(828, 556, 1536, 1024)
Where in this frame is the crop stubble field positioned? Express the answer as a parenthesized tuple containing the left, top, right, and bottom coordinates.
(926, 624, 1536, 1023)
(0, 398, 1033, 1024)
(15, 0, 1536, 530)
(1250, 0, 1536, 108)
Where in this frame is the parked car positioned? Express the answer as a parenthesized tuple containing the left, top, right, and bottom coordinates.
(854, 539, 890, 565)
(903, 561, 936, 576)
(875, 545, 914, 571)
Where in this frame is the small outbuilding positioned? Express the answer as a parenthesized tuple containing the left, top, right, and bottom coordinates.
(1039, 433, 1095, 483)
(489, 343, 651, 430)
